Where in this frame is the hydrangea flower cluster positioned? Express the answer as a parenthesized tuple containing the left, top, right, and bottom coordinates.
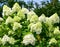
(0, 3, 59, 47)
(29, 22, 42, 34)
(22, 34, 36, 45)
(1, 35, 15, 45)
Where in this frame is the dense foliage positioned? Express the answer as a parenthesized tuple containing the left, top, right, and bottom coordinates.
(0, 3, 59, 47)
(34, 0, 60, 17)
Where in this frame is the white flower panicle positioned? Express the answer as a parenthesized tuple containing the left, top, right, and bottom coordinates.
(27, 11, 38, 23)
(12, 3, 21, 13)
(1, 35, 16, 45)
(30, 22, 42, 34)
(22, 34, 36, 45)
(1, 35, 10, 45)
(13, 22, 22, 31)
(54, 27, 60, 35)
(21, 8, 29, 14)
(49, 13, 59, 24)
(39, 14, 46, 23)
(5, 16, 14, 25)
(30, 15, 38, 23)
(2, 5, 12, 16)
(27, 11, 36, 20)
(49, 38, 57, 45)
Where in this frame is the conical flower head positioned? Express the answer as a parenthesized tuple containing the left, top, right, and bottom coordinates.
(2, 5, 12, 16)
(12, 3, 21, 13)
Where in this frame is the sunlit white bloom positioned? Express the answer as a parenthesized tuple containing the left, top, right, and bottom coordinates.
(2, 5, 12, 16)
(49, 13, 59, 23)
(27, 11, 36, 20)
(39, 14, 46, 23)
(22, 34, 36, 45)
(54, 27, 60, 35)
(27, 11, 38, 23)
(30, 22, 42, 34)
(13, 16, 21, 22)
(30, 15, 38, 23)
(49, 38, 57, 45)
(21, 8, 29, 14)
(5, 16, 14, 25)
(13, 22, 22, 31)
(12, 3, 21, 13)
(0, 17, 3, 21)
(2, 35, 10, 45)
(8, 37, 15, 44)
